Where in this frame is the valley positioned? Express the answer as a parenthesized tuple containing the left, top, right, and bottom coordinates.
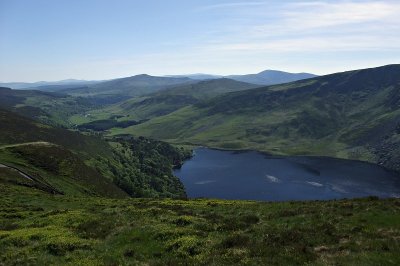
(2, 1, 400, 264)
(64, 65, 400, 173)
(1, 65, 399, 265)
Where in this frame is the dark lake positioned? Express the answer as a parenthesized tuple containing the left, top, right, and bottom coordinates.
(173, 147, 400, 201)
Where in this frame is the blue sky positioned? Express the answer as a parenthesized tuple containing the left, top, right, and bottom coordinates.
(0, 0, 399, 82)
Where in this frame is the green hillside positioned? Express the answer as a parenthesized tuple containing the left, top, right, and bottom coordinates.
(0, 87, 97, 127)
(149, 78, 258, 100)
(1, 66, 400, 265)
(64, 74, 193, 98)
(0, 109, 188, 198)
(0, 108, 111, 157)
(113, 65, 400, 172)
(70, 78, 258, 125)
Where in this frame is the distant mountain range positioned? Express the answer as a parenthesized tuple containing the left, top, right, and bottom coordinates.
(56, 70, 316, 101)
(7, 65, 400, 175)
(0, 65, 398, 264)
(0, 79, 100, 90)
(1, 69, 316, 92)
(1, 64, 400, 177)
(167, 70, 317, 85)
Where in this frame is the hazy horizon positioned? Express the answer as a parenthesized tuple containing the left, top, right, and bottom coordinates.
(1, 0, 400, 82)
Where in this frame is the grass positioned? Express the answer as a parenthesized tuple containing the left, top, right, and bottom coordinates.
(3, 65, 400, 173)
(0, 145, 127, 198)
(0, 87, 96, 127)
(0, 108, 191, 199)
(0, 182, 399, 265)
(106, 65, 400, 173)
(110, 107, 351, 158)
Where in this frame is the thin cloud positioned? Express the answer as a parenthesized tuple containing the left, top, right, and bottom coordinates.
(208, 36, 400, 53)
(283, 1, 400, 29)
(198, 1, 267, 11)
(196, 0, 400, 54)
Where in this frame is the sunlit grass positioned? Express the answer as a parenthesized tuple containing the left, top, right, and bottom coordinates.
(1, 182, 399, 265)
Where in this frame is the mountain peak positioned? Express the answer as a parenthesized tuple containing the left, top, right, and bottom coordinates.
(134, 74, 152, 78)
(227, 70, 317, 85)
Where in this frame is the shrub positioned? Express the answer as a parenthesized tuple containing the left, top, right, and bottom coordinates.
(240, 214, 260, 225)
(75, 218, 115, 239)
(173, 216, 193, 226)
(220, 233, 250, 248)
(166, 236, 202, 257)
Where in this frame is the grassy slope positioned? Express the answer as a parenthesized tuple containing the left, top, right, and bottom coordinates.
(148, 78, 258, 100)
(0, 144, 127, 198)
(0, 87, 95, 127)
(69, 78, 258, 126)
(64, 74, 193, 98)
(0, 108, 128, 197)
(0, 109, 188, 198)
(0, 108, 112, 158)
(114, 65, 400, 171)
(1, 181, 399, 265)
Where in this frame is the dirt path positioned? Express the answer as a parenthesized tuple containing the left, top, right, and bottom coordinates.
(0, 141, 56, 150)
(0, 162, 63, 194)
(0, 163, 34, 181)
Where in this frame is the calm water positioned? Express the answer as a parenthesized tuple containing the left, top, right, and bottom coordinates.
(174, 148, 400, 201)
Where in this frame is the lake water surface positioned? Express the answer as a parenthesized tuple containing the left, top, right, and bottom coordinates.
(173, 148, 400, 201)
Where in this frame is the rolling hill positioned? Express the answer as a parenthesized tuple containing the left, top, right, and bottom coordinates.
(0, 79, 100, 90)
(63, 74, 194, 98)
(119, 78, 258, 119)
(0, 87, 97, 126)
(73, 78, 259, 125)
(166, 73, 222, 80)
(227, 70, 317, 85)
(1, 69, 315, 92)
(167, 70, 317, 85)
(112, 64, 400, 172)
(149, 78, 258, 100)
(70, 78, 258, 128)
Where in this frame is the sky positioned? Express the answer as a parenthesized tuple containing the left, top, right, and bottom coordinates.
(0, 0, 399, 82)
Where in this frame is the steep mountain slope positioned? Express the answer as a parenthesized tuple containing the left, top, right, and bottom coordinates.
(0, 109, 188, 198)
(115, 64, 400, 172)
(64, 74, 193, 98)
(227, 70, 317, 85)
(0, 108, 127, 197)
(0, 107, 113, 156)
